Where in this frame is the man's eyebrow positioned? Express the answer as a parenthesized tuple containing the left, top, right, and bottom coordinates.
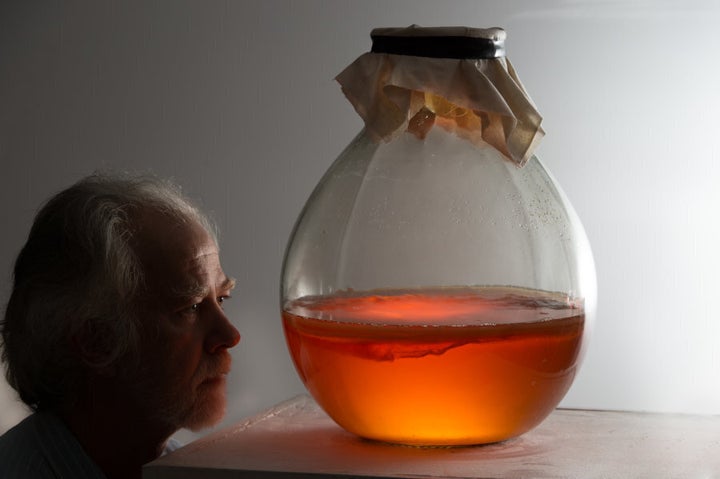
(171, 282, 207, 300)
(220, 276, 237, 292)
(170, 277, 236, 300)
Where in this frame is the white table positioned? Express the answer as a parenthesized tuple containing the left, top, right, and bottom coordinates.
(144, 394, 720, 478)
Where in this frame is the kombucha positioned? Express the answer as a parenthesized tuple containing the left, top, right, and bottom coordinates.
(282, 286, 585, 446)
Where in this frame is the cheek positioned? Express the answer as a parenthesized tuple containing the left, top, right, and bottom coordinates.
(149, 329, 206, 382)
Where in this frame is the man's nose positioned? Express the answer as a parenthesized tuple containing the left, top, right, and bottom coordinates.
(205, 304, 241, 353)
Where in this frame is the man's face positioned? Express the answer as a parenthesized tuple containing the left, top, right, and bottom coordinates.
(128, 211, 241, 432)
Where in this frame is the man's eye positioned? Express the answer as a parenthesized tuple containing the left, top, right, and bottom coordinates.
(177, 303, 200, 318)
(218, 296, 231, 307)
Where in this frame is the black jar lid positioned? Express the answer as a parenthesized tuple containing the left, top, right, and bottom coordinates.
(370, 25, 506, 59)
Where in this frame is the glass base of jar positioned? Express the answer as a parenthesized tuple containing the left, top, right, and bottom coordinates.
(282, 286, 584, 446)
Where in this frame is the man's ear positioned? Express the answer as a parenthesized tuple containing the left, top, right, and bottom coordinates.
(69, 318, 118, 377)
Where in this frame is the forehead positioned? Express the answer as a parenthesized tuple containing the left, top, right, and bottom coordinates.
(133, 210, 222, 288)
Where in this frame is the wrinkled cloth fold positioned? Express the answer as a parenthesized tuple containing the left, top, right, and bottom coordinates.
(336, 52, 544, 167)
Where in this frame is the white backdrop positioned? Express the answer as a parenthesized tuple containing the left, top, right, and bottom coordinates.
(1, 0, 719, 443)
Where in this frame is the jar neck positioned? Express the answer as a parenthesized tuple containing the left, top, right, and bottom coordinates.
(370, 27, 505, 59)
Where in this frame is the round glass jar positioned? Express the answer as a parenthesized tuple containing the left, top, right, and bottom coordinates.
(281, 26, 596, 446)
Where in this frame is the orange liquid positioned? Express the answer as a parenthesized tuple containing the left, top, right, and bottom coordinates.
(283, 287, 585, 446)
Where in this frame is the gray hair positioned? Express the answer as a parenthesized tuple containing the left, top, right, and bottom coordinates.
(1, 173, 216, 411)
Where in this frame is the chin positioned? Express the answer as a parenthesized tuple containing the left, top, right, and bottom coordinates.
(182, 382, 228, 431)
(184, 404, 226, 432)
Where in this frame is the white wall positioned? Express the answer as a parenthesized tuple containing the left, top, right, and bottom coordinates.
(1, 0, 719, 442)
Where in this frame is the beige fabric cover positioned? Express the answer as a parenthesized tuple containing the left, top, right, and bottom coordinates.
(336, 52, 544, 167)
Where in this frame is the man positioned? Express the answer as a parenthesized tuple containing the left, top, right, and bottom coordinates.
(0, 174, 241, 478)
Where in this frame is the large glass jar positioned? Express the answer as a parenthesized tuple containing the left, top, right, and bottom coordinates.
(281, 26, 596, 446)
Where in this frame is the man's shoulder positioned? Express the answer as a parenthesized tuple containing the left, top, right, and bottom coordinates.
(0, 413, 54, 478)
(0, 412, 107, 479)
(0, 413, 41, 454)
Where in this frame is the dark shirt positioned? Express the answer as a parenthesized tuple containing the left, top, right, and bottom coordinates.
(0, 411, 106, 478)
